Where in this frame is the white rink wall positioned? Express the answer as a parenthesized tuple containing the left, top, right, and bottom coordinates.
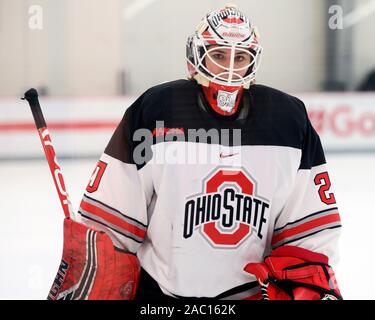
(0, 96, 136, 159)
(1, 93, 375, 159)
(0, 93, 375, 300)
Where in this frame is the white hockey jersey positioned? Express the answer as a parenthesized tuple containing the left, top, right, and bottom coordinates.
(77, 79, 342, 299)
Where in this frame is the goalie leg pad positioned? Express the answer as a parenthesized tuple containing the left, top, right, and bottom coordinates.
(48, 218, 140, 300)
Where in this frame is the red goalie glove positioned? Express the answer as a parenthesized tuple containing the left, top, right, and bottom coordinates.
(244, 246, 342, 300)
(47, 218, 140, 300)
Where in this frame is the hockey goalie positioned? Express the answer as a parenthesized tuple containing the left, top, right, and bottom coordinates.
(46, 4, 342, 300)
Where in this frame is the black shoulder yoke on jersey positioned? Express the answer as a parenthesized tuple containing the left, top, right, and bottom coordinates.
(105, 79, 325, 169)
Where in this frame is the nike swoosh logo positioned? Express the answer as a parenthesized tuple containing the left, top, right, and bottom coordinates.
(219, 152, 239, 158)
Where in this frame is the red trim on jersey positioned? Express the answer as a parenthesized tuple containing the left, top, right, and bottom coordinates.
(271, 213, 341, 246)
(271, 245, 329, 264)
(80, 200, 146, 239)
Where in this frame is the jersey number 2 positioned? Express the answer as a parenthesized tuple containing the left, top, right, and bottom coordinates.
(314, 172, 336, 205)
(86, 161, 107, 193)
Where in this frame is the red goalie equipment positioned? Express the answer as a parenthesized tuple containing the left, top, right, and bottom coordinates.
(47, 218, 140, 300)
(244, 246, 342, 300)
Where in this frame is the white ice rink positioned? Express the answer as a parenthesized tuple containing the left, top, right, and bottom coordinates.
(1, 153, 374, 300)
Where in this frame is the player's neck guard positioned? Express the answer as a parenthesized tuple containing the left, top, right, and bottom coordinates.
(201, 82, 244, 116)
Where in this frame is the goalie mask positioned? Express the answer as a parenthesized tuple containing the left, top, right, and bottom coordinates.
(186, 4, 262, 115)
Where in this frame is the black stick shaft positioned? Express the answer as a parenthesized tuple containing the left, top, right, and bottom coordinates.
(22, 88, 47, 129)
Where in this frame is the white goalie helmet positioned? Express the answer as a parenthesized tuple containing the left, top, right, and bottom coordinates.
(186, 4, 263, 90)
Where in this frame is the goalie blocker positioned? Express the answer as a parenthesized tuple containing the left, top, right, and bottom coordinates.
(244, 245, 342, 300)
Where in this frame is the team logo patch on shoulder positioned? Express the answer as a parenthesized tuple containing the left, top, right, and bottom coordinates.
(183, 167, 270, 249)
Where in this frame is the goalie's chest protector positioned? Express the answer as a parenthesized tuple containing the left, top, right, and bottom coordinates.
(102, 79, 319, 298)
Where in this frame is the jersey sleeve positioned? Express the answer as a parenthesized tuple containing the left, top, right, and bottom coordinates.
(271, 106, 342, 267)
(77, 99, 153, 253)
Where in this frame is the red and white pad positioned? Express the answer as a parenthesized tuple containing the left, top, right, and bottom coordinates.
(47, 218, 140, 300)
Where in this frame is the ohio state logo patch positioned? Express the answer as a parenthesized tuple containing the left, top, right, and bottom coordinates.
(217, 90, 238, 113)
(183, 168, 270, 248)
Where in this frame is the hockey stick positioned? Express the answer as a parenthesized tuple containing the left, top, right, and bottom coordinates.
(22, 88, 140, 300)
(22, 88, 74, 219)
